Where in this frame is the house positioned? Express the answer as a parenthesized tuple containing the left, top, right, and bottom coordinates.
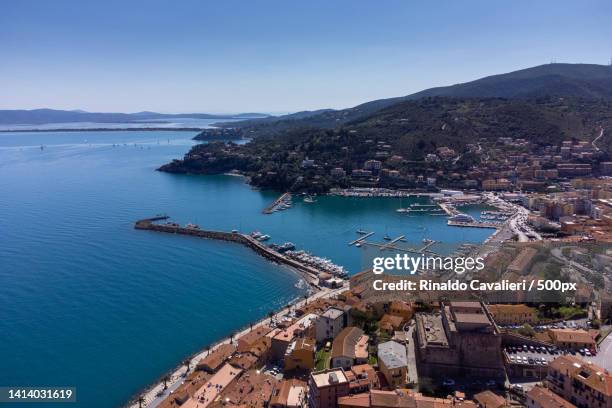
(196, 343, 237, 373)
(378, 314, 404, 336)
(269, 379, 307, 408)
(473, 390, 507, 408)
(316, 307, 351, 342)
(377, 341, 408, 388)
(181, 363, 242, 408)
(271, 314, 318, 361)
(487, 304, 538, 325)
(547, 329, 596, 351)
(546, 355, 612, 408)
(330, 327, 369, 370)
(526, 385, 576, 408)
(345, 364, 380, 394)
(284, 337, 316, 372)
(308, 368, 350, 408)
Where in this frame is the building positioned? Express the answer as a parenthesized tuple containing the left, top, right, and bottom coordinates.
(473, 390, 507, 408)
(331, 168, 347, 178)
(526, 385, 576, 408)
(330, 327, 369, 370)
(181, 363, 242, 408)
(415, 302, 505, 380)
(364, 160, 382, 171)
(507, 247, 538, 275)
(308, 369, 350, 408)
(377, 341, 408, 388)
(337, 389, 478, 408)
(345, 364, 380, 394)
(316, 307, 351, 342)
(546, 355, 612, 408)
(271, 314, 318, 361)
(547, 329, 597, 352)
(487, 304, 538, 325)
(196, 343, 237, 373)
(269, 379, 307, 408)
(284, 337, 316, 372)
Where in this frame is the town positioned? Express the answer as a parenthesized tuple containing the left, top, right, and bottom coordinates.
(140, 277, 611, 408)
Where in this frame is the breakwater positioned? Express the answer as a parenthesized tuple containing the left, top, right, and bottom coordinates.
(134, 216, 322, 286)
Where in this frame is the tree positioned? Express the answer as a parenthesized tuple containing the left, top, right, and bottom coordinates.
(206, 345, 211, 355)
(518, 323, 536, 338)
(138, 396, 145, 408)
(183, 359, 190, 374)
(162, 375, 170, 390)
(304, 294, 309, 305)
(268, 310, 275, 325)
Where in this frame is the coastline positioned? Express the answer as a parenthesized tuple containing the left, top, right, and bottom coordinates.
(125, 284, 346, 408)
(0, 127, 206, 133)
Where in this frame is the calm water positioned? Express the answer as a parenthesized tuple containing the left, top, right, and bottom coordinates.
(0, 130, 491, 407)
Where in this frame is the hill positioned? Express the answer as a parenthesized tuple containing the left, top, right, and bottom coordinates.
(160, 96, 612, 192)
(214, 63, 612, 136)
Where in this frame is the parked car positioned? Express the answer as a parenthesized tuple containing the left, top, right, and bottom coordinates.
(442, 379, 455, 386)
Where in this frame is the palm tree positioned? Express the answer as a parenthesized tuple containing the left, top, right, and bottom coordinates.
(162, 375, 170, 390)
(303, 294, 308, 305)
(249, 322, 253, 331)
(183, 359, 190, 374)
(206, 345, 211, 355)
(137, 395, 145, 408)
(230, 332, 235, 344)
(268, 310, 275, 325)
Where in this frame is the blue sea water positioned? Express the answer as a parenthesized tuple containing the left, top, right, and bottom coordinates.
(0, 130, 492, 407)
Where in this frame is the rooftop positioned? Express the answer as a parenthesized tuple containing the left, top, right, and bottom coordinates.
(310, 368, 349, 388)
(527, 385, 576, 408)
(377, 341, 408, 369)
(548, 355, 612, 396)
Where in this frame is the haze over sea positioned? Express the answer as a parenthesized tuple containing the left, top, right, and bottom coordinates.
(0, 127, 491, 408)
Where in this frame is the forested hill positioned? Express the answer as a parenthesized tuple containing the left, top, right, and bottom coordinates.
(210, 63, 612, 138)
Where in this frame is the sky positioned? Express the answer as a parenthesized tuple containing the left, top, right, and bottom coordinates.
(1, 0, 611, 114)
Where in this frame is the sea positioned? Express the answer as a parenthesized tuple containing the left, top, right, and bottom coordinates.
(0, 126, 492, 407)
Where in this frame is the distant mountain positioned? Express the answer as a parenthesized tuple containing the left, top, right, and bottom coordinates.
(0, 109, 270, 125)
(217, 63, 612, 135)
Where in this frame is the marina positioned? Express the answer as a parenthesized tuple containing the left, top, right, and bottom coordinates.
(134, 216, 349, 285)
(262, 192, 292, 214)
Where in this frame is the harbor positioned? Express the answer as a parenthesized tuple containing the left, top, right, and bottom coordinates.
(262, 192, 292, 214)
(134, 216, 348, 286)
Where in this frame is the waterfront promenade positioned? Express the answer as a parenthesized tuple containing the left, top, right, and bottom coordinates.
(126, 284, 346, 408)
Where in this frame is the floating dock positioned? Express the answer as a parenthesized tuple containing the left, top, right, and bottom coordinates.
(135, 216, 323, 285)
(348, 231, 374, 246)
(263, 192, 291, 214)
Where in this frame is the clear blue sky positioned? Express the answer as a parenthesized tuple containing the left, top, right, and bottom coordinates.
(1, 0, 611, 113)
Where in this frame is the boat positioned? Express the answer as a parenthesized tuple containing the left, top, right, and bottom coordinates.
(258, 234, 271, 241)
(356, 229, 367, 235)
(396, 208, 409, 213)
(384, 235, 392, 241)
(186, 223, 200, 229)
(304, 195, 317, 203)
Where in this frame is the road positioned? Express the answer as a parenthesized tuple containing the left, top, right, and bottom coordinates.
(132, 284, 347, 408)
(403, 322, 419, 386)
(589, 331, 612, 371)
(592, 127, 604, 151)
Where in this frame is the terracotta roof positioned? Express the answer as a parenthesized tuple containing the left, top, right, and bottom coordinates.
(338, 393, 371, 408)
(527, 385, 576, 408)
(473, 390, 506, 408)
(548, 329, 597, 344)
(380, 314, 404, 331)
(548, 355, 612, 396)
(331, 327, 366, 360)
(487, 304, 536, 315)
(197, 343, 237, 372)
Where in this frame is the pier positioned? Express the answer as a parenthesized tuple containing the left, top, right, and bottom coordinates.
(447, 220, 500, 229)
(135, 216, 324, 285)
(348, 231, 374, 246)
(263, 192, 291, 214)
(378, 235, 405, 251)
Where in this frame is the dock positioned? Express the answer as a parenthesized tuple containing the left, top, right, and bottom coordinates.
(263, 192, 291, 214)
(135, 216, 323, 285)
(348, 231, 374, 246)
(378, 235, 405, 251)
(447, 220, 500, 229)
